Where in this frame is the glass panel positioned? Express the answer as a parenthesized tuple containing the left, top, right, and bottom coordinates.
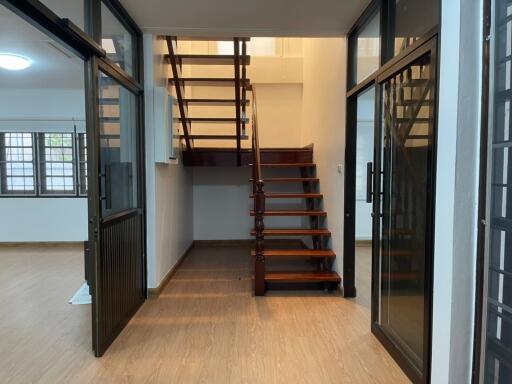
(484, 3, 512, 382)
(39, 0, 85, 31)
(101, 2, 135, 76)
(355, 86, 375, 309)
(379, 52, 434, 372)
(390, 0, 439, 57)
(352, 11, 380, 86)
(356, 86, 375, 235)
(99, 72, 138, 216)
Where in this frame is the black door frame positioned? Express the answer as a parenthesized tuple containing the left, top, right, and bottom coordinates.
(371, 36, 438, 384)
(0, 0, 147, 357)
(344, 32, 438, 383)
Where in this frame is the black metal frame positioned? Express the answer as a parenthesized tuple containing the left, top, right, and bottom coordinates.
(86, 0, 146, 357)
(373, 37, 438, 384)
(473, 0, 503, 382)
(344, 1, 441, 382)
(0, 0, 146, 358)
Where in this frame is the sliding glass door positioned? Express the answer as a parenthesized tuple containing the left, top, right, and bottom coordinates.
(372, 37, 437, 383)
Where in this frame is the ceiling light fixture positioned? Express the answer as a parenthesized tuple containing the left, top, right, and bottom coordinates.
(0, 53, 32, 71)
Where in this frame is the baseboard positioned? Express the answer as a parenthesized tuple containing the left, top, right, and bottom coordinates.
(0, 241, 85, 248)
(355, 240, 372, 247)
(147, 242, 195, 299)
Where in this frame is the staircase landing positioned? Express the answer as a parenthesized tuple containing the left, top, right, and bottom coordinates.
(182, 146, 314, 166)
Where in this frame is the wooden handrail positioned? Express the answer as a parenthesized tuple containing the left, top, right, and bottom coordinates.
(234, 38, 242, 166)
(249, 84, 266, 296)
(166, 36, 192, 152)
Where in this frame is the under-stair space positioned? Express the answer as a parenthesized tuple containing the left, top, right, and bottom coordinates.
(250, 146, 341, 295)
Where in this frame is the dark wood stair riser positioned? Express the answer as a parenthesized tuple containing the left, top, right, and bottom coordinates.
(254, 163, 316, 168)
(250, 210, 327, 217)
(249, 178, 319, 183)
(251, 249, 335, 258)
(250, 229, 331, 237)
(264, 271, 341, 283)
(182, 148, 313, 167)
(249, 193, 323, 199)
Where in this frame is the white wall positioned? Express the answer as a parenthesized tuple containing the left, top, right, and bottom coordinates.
(0, 89, 88, 243)
(0, 198, 87, 242)
(144, 34, 194, 289)
(193, 167, 252, 240)
(301, 38, 347, 271)
(432, 0, 482, 382)
(192, 167, 304, 240)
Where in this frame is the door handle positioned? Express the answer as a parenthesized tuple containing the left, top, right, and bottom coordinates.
(366, 162, 373, 203)
(101, 164, 112, 210)
(105, 164, 112, 210)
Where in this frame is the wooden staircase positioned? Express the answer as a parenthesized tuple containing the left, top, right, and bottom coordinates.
(166, 36, 251, 165)
(250, 142, 341, 295)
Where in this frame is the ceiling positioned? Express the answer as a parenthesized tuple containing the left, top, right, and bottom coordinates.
(0, 3, 84, 90)
(119, 0, 371, 37)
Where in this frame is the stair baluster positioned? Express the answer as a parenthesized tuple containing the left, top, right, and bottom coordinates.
(250, 85, 266, 295)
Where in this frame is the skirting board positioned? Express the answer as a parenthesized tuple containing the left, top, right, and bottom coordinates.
(0, 241, 84, 248)
(148, 242, 195, 299)
(355, 240, 372, 247)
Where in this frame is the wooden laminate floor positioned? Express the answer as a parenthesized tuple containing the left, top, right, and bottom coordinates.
(0, 243, 410, 384)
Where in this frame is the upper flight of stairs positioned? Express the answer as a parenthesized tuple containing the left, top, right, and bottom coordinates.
(166, 36, 251, 153)
(249, 146, 342, 293)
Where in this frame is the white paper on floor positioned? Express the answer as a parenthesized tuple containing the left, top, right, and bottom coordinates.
(69, 282, 91, 305)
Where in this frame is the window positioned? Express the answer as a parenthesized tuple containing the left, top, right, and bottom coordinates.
(99, 71, 139, 215)
(0, 132, 87, 197)
(350, 11, 380, 86)
(39, 0, 85, 31)
(38, 133, 75, 195)
(0, 133, 35, 195)
(388, 0, 439, 57)
(101, 1, 136, 76)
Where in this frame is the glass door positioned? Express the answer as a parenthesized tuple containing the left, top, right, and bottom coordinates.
(372, 37, 437, 383)
(87, 58, 146, 356)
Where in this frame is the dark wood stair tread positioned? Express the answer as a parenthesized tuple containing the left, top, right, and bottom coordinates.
(251, 229, 331, 236)
(250, 193, 323, 199)
(250, 177, 319, 183)
(250, 163, 316, 168)
(183, 98, 249, 106)
(176, 37, 250, 42)
(264, 271, 341, 283)
(172, 54, 250, 65)
(179, 117, 249, 123)
(251, 210, 326, 217)
(251, 249, 335, 258)
(180, 134, 249, 140)
(169, 78, 250, 87)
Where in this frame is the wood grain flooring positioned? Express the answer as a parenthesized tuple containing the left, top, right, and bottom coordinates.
(0, 243, 410, 384)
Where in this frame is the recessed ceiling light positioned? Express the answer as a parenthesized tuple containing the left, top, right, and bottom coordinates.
(0, 53, 32, 71)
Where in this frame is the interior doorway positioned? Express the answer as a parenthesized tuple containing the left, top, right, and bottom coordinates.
(0, 1, 92, 375)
